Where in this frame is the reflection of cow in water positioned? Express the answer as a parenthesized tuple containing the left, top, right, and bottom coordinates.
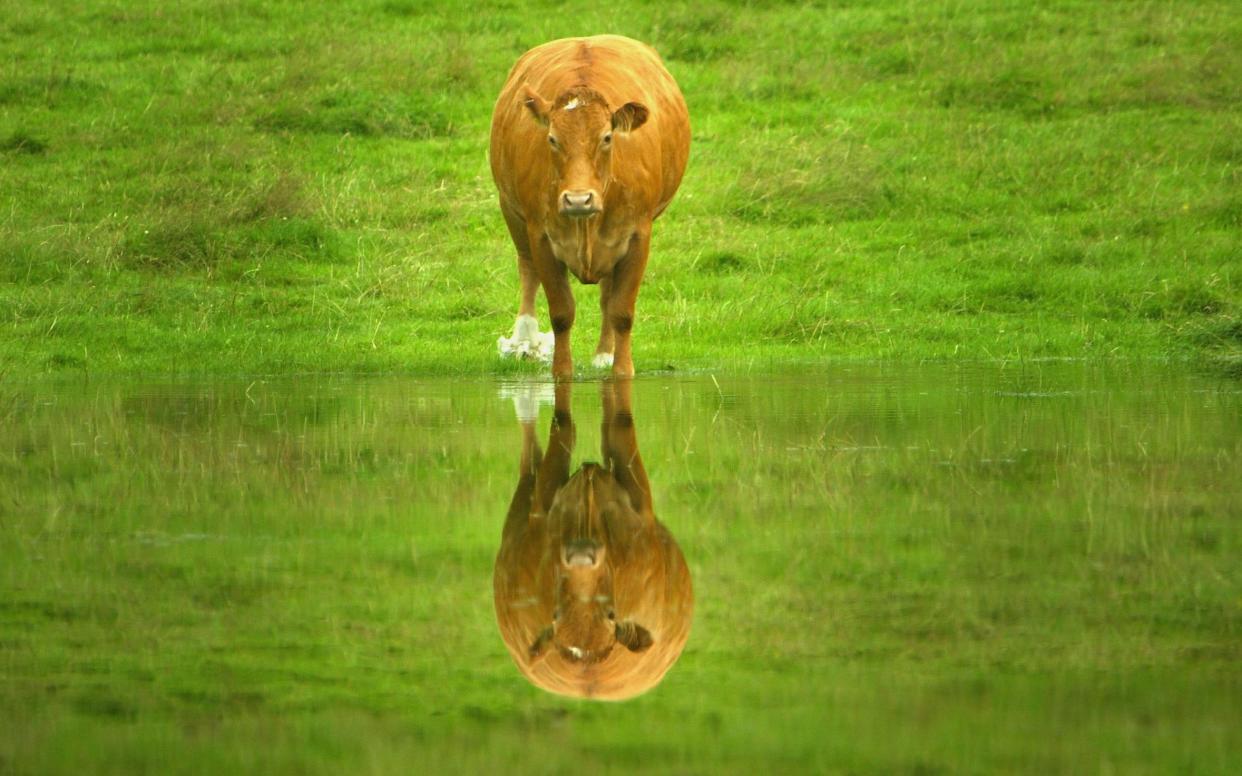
(494, 381, 692, 700)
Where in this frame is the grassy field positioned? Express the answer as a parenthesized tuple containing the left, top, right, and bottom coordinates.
(1, 1, 1239, 377)
(2, 367, 1239, 773)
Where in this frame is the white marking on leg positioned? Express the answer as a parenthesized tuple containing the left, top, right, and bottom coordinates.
(498, 315, 553, 362)
(498, 381, 556, 423)
(514, 314, 539, 341)
(592, 352, 614, 369)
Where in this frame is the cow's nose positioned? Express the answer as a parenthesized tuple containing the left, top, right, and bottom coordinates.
(560, 190, 598, 216)
(563, 538, 602, 567)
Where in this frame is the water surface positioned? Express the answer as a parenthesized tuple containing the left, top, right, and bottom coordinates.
(2, 364, 1239, 773)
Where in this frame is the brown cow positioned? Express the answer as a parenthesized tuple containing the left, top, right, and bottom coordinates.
(493, 380, 693, 700)
(490, 36, 691, 377)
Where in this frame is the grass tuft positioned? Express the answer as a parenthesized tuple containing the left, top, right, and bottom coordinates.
(728, 134, 893, 226)
(0, 71, 104, 107)
(255, 91, 455, 139)
(938, 70, 1059, 116)
(0, 131, 48, 154)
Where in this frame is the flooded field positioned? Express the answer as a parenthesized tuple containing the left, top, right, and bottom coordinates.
(2, 364, 1239, 773)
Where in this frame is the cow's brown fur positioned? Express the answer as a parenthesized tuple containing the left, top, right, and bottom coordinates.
(490, 36, 691, 377)
(493, 381, 693, 700)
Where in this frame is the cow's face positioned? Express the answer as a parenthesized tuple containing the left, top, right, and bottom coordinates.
(528, 464, 653, 663)
(523, 87, 649, 219)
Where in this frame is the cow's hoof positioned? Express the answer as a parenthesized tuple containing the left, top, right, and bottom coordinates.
(591, 352, 614, 369)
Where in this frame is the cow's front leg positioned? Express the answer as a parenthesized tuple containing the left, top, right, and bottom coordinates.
(607, 227, 651, 378)
(496, 205, 552, 362)
(497, 252, 554, 362)
(513, 251, 550, 357)
(530, 229, 575, 379)
(601, 379, 652, 520)
(534, 381, 575, 513)
(592, 276, 614, 369)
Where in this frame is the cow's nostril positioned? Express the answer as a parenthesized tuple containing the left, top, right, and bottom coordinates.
(561, 191, 596, 212)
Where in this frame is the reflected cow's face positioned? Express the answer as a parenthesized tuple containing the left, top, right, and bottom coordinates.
(494, 380, 692, 700)
(528, 464, 653, 663)
(522, 87, 649, 219)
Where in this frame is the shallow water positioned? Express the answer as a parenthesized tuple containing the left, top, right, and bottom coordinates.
(2, 364, 1239, 773)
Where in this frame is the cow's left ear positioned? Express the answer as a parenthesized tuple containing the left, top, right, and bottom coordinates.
(522, 85, 551, 127)
(611, 102, 649, 133)
(616, 620, 653, 653)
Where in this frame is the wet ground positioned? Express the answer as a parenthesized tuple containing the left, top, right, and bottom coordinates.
(2, 364, 1239, 773)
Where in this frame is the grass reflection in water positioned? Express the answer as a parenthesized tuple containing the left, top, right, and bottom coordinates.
(1, 364, 1239, 773)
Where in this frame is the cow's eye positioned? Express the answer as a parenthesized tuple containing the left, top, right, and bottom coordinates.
(602, 133, 613, 145)
(607, 610, 616, 621)
(548, 135, 558, 148)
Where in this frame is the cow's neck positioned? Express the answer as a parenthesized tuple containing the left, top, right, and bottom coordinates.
(546, 215, 606, 284)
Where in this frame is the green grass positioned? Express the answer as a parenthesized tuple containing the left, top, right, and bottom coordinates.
(1, 0, 1239, 377)
(1, 367, 1239, 773)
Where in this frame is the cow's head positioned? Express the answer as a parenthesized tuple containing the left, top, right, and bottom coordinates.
(527, 463, 653, 664)
(522, 85, 649, 219)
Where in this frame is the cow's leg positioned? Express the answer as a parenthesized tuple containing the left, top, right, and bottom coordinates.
(498, 205, 552, 361)
(592, 276, 614, 369)
(535, 381, 575, 513)
(530, 228, 575, 379)
(520, 417, 539, 472)
(500, 421, 542, 536)
(518, 251, 538, 319)
(607, 226, 651, 378)
(601, 379, 652, 520)
(501, 391, 547, 542)
(501, 205, 536, 317)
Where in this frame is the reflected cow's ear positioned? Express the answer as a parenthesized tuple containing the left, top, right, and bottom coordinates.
(528, 625, 553, 662)
(611, 102, 649, 133)
(616, 621, 653, 653)
(522, 85, 551, 127)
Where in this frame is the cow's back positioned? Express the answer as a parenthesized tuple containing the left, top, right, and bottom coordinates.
(489, 35, 690, 221)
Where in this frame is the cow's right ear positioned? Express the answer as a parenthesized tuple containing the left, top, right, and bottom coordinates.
(611, 102, 649, 133)
(616, 621, 653, 653)
(527, 625, 553, 662)
(522, 85, 551, 127)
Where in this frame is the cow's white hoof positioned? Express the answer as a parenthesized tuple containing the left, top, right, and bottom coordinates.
(498, 314, 553, 363)
(591, 352, 614, 369)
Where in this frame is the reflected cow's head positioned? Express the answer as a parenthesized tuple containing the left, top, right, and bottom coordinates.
(494, 381, 692, 701)
(526, 464, 654, 665)
(522, 85, 649, 219)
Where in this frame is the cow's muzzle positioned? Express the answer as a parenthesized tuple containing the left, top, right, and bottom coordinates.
(562, 538, 603, 568)
(559, 190, 600, 218)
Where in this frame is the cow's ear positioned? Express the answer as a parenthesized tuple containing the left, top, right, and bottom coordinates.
(611, 102, 649, 133)
(522, 85, 551, 127)
(616, 621, 653, 653)
(527, 625, 553, 662)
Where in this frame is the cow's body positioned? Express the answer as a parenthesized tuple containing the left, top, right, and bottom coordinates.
(490, 36, 690, 377)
